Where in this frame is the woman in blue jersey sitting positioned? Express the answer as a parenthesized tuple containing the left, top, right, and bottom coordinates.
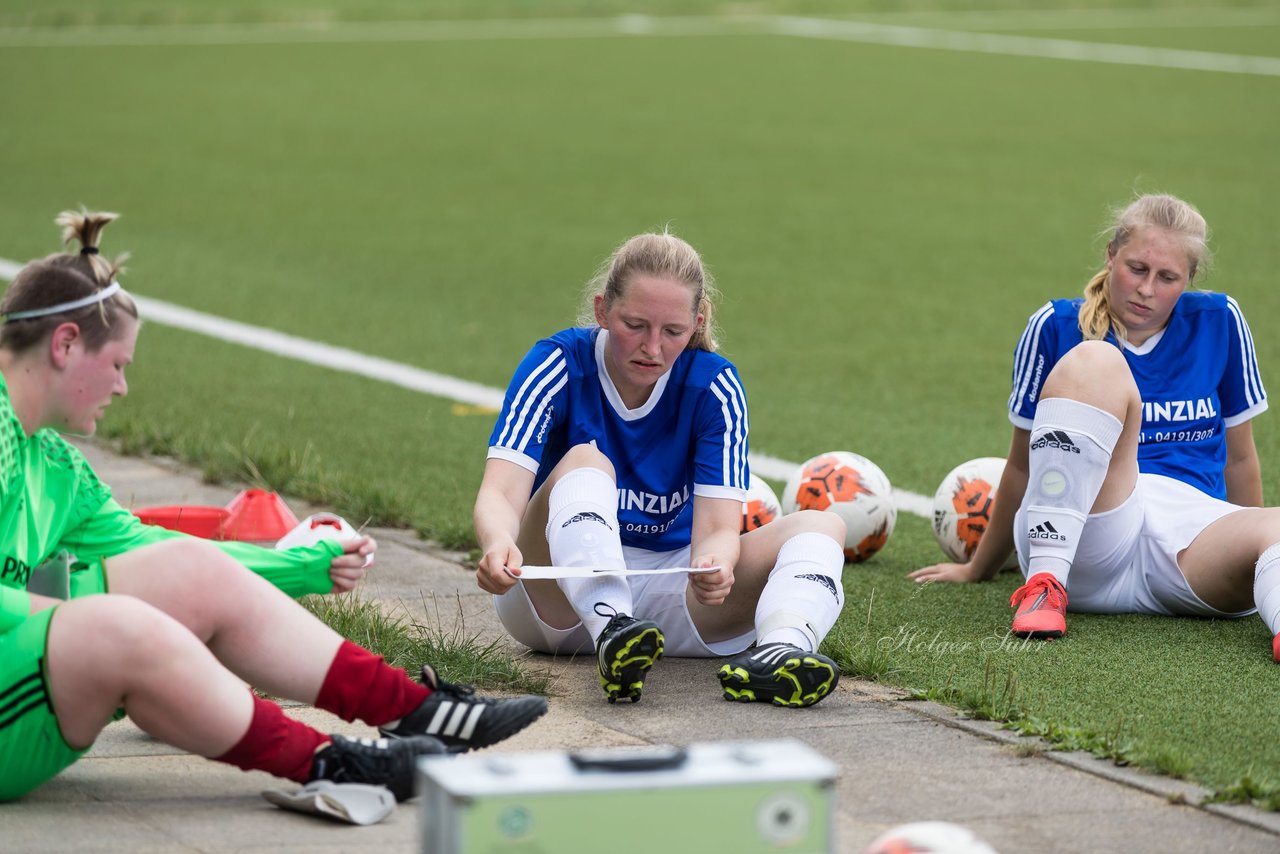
(474, 231, 848, 706)
(912, 193, 1280, 661)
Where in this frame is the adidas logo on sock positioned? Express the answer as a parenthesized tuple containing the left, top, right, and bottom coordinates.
(1028, 521, 1067, 542)
(797, 573, 840, 602)
(562, 511, 609, 528)
(1030, 430, 1081, 453)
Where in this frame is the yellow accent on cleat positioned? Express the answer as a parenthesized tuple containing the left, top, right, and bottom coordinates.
(717, 644, 840, 708)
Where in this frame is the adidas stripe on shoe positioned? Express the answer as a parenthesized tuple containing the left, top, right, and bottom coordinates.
(1010, 573, 1068, 639)
(378, 666, 547, 751)
(717, 642, 840, 708)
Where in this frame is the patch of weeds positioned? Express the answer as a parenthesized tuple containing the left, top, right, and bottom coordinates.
(824, 589, 907, 682)
(303, 592, 551, 696)
(923, 657, 1025, 722)
(1007, 739, 1045, 758)
(1206, 774, 1280, 811)
(425, 516, 479, 551)
(1006, 714, 1136, 766)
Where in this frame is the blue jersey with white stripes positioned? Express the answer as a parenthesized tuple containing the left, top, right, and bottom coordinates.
(487, 327, 749, 550)
(1008, 292, 1267, 499)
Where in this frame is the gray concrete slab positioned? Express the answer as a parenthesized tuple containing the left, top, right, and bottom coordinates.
(3, 440, 1276, 853)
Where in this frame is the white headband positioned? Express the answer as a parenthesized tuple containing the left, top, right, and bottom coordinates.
(4, 282, 122, 322)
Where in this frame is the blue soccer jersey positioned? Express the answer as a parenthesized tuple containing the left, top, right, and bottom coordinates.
(1009, 292, 1267, 499)
(487, 327, 749, 550)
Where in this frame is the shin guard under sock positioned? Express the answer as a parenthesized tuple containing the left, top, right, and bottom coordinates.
(1024, 398, 1122, 586)
(213, 692, 328, 783)
(546, 467, 631, 642)
(314, 640, 430, 727)
(755, 533, 845, 652)
(1255, 543, 1280, 635)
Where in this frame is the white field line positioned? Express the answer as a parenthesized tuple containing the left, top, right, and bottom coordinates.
(1, 14, 1278, 78)
(833, 8, 1280, 32)
(0, 257, 933, 517)
(0, 15, 770, 48)
(772, 16, 1280, 77)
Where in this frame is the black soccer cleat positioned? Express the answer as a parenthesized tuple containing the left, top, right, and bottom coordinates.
(309, 733, 447, 802)
(717, 642, 840, 708)
(596, 612, 664, 704)
(378, 665, 547, 752)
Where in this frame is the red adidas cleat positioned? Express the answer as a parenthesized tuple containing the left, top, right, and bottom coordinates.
(1010, 573, 1068, 640)
(1272, 633, 1279, 663)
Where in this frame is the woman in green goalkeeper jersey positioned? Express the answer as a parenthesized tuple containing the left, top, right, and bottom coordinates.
(0, 211, 545, 803)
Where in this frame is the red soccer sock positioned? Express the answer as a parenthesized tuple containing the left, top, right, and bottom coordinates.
(314, 640, 431, 726)
(213, 693, 329, 783)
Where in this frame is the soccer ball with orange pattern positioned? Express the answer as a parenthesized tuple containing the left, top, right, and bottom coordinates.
(931, 457, 1005, 562)
(741, 474, 782, 534)
(781, 451, 896, 563)
(864, 821, 999, 854)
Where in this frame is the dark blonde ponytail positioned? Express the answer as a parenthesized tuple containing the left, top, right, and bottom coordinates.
(579, 230, 720, 352)
(1079, 194, 1209, 343)
(1, 209, 137, 353)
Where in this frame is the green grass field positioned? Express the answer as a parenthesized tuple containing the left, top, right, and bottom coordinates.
(3, 0, 1278, 806)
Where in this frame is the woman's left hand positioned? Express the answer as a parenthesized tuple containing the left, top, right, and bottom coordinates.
(689, 554, 734, 606)
(328, 535, 377, 593)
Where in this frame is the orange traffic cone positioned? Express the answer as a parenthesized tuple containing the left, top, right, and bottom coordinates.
(222, 489, 300, 542)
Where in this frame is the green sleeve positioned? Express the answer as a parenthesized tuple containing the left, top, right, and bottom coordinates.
(0, 586, 31, 633)
(60, 497, 341, 598)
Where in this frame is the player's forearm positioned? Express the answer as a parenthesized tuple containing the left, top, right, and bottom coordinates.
(970, 433, 1029, 580)
(474, 488, 524, 557)
(1225, 457, 1263, 507)
(692, 527, 741, 568)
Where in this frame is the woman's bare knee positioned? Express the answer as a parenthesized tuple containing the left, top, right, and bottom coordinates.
(549, 444, 616, 482)
(1042, 341, 1137, 403)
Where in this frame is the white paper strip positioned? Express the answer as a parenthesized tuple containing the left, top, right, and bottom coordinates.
(511, 565, 720, 580)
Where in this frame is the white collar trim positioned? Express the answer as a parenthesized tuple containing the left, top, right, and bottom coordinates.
(595, 329, 671, 421)
(1123, 326, 1165, 356)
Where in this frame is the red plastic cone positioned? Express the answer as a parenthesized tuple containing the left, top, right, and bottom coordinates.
(222, 489, 300, 542)
(133, 505, 230, 539)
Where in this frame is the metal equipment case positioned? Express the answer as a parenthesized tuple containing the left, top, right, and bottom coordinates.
(418, 738, 837, 853)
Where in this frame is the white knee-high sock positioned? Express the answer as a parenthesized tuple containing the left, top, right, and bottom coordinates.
(1255, 543, 1280, 635)
(754, 533, 845, 652)
(1024, 398, 1123, 586)
(546, 467, 631, 643)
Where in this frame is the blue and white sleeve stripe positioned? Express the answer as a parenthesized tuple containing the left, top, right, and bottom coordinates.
(494, 348, 567, 453)
(709, 369, 749, 490)
(1226, 297, 1266, 410)
(1008, 302, 1055, 416)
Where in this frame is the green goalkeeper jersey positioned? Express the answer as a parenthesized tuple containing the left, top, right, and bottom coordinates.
(0, 376, 339, 634)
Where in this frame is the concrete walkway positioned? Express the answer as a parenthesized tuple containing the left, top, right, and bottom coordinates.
(5, 441, 1278, 852)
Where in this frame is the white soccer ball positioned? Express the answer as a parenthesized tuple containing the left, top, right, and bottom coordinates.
(276, 513, 361, 550)
(741, 474, 783, 534)
(782, 451, 896, 563)
(864, 821, 999, 854)
(931, 457, 1005, 563)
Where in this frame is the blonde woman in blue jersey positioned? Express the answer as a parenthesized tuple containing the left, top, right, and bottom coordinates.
(475, 232, 848, 707)
(912, 194, 1280, 661)
(0, 211, 545, 803)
